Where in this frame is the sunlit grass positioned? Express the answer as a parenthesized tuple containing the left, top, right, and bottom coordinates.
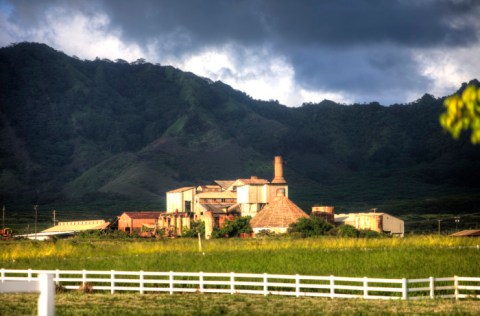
(1, 292, 479, 316)
(1, 235, 479, 278)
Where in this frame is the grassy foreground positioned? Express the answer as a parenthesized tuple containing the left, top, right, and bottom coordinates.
(1, 236, 479, 315)
(1, 292, 479, 316)
(1, 235, 479, 278)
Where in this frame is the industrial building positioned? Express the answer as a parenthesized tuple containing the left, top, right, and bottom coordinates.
(162, 156, 305, 238)
(117, 212, 162, 235)
(15, 219, 111, 240)
(334, 212, 405, 237)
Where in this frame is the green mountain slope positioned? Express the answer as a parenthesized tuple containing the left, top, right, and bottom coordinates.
(0, 42, 479, 218)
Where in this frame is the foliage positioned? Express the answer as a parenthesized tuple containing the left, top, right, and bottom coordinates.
(182, 220, 205, 238)
(215, 216, 252, 238)
(288, 216, 334, 237)
(440, 84, 480, 144)
(358, 229, 383, 238)
(255, 229, 276, 238)
(333, 224, 360, 237)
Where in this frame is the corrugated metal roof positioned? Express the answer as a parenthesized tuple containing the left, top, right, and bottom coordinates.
(200, 203, 234, 214)
(167, 186, 195, 193)
(121, 212, 162, 219)
(42, 220, 110, 233)
(449, 230, 480, 237)
(250, 195, 309, 229)
(213, 180, 235, 190)
(197, 184, 220, 189)
(196, 191, 237, 199)
(237, 178, 270, 185)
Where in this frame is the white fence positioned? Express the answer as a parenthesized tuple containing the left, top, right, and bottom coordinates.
(1, 269, 480, 301)
(0, 273, 55, 316)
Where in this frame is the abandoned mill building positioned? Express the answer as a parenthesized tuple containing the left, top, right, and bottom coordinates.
(160, 156, 309, 238)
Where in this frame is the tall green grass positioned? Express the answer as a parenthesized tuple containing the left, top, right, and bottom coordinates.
(1, 236, 479, 278)
(1, 292, 480, 316)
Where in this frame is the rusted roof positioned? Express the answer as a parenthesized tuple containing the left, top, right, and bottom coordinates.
(228, 178, 269, 190)
(450, 230, 480, 237)
(196, 191, 237, 199)
(238, 178, 269, 185)
(197, 185, 222, 190)
(42, 220, 110, 233)
(250, 195, 309, 229)
(200, 203, 233, 214)
(213, 180, 235, 190)
(227, 203, 242, 212)
(167, 186, 195, 193)
(121, 212, 162, 219)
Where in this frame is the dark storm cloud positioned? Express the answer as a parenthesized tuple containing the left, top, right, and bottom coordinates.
(93, 0, 479, 49)
(4, 0, 480, 105)
(289, 45, 431, 104)
(94, 0, 480, 104)
(262, 0, 478, 47)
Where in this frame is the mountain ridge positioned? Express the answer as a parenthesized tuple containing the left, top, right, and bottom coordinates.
(1, 42, 479, 217)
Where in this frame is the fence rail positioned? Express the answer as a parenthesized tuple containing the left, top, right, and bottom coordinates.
(1, 269, 479, 300)
(0, 273, 55, 316)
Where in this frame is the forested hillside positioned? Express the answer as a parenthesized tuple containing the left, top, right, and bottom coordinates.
(1, 43, 479, 217)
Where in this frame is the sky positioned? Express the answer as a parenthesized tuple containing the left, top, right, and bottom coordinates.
(1, 0, 479, 107)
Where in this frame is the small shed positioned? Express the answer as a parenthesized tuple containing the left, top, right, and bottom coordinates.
(118, 212, 162, 235)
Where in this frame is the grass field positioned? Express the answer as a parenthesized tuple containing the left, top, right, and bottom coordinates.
(1, 236, 479, 315)
(1, 236, 479, 278)
(1, 292, 480, 316)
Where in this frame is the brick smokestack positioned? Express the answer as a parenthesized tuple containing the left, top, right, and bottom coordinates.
(272, 156, 286, 184)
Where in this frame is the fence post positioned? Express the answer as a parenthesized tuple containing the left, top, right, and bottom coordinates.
(1, 268, 4, 282)
(263, 273, 268, 296)
(140, 270, 144, 294)
(363, 277, 368, 299)
(37, 273, 55, 316)
(110, 270, 115, 294)
(330, 275, 335, 299)
(454, 275, 459, 300)
(169, 271, 174, 295)
(402, 278, 408, 300)
(429, 277, 435, 299)
(28, 269, 32, 282)
(230, 272, 235, 295)
(55, 269, 60, 286)
(82, 269, 86, 288)
(295, 274, 300, 297)
(199, 272, 204, 293)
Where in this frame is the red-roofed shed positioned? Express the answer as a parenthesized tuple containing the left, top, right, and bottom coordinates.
(118, 212, 162, 235)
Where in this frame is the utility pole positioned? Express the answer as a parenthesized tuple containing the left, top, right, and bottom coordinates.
(2, 205, 5, 230)
(34, 205, 38, 239)
(437, 219, 442, 235)
(53, 210, 56, 226)
(454, 216, 460, 231)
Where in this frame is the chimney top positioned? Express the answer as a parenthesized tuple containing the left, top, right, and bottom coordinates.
(271, 156, 287, 184)
(251, 175, 258, 180)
